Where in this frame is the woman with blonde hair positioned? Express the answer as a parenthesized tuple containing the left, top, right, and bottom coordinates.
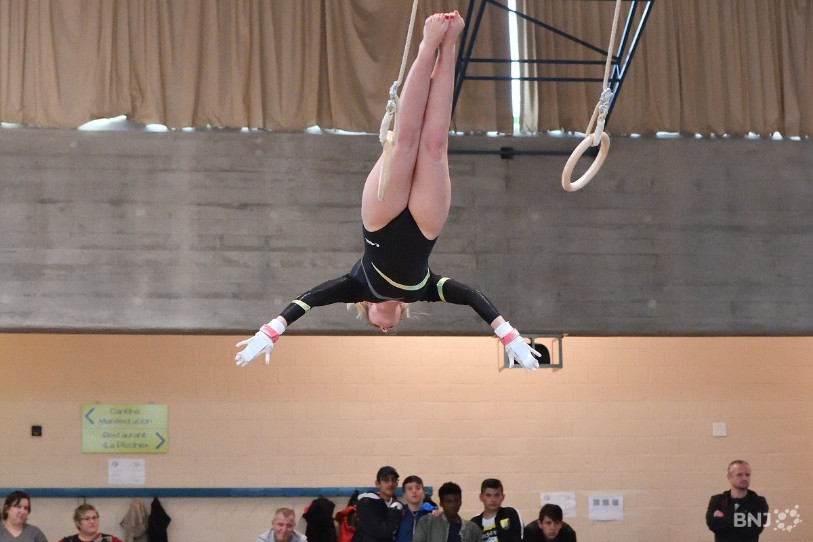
(57, 504, 123, 542)
(235, 12, 539, 371)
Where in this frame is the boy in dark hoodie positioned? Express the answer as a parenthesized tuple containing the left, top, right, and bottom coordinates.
(352, 466, 403, 542)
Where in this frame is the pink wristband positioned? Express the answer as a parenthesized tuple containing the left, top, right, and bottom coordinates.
(259, 318, 286, 343)
(259, 325, 279, 343)
(499, 329, 519, 346)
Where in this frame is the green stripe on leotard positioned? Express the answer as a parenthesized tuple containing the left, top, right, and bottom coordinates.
(371, 262, 430, 291)
(436, 277, 450, 302)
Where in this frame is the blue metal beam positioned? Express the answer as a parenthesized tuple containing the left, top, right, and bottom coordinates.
(0, 487, 432, 498)
(452, 0, 657, 156)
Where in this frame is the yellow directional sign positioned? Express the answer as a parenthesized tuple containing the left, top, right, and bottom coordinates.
(82, 404, 168, 454)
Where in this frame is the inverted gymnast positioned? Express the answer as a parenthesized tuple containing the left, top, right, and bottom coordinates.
(235, 12, 541, 371)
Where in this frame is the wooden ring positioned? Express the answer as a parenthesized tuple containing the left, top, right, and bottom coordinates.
(561, 132, 610, 192)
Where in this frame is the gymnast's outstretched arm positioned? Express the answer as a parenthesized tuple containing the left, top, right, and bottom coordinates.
(234, 275, 355, 367)
(429, 276, 542, 371)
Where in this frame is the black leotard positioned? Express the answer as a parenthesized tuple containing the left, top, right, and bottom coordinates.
(358, 208, 436, 301)
(278, 209, 500, 326)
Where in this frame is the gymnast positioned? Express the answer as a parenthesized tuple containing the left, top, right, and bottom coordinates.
(235, 11, 540, 371)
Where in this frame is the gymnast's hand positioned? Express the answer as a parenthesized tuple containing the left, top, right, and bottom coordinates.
(234, 319, 286, 367)
(495, 321, 541, 372)
(504, 335, 542, 371)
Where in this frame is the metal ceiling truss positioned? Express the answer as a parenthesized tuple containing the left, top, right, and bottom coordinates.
(452, 0, 657, 157)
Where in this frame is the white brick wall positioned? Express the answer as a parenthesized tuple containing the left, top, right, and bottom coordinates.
(1, 334, 811, 541)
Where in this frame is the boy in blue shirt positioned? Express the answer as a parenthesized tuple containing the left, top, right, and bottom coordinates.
(395, 476, 436, 542)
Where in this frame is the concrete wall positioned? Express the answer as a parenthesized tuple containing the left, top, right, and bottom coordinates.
(1, 128, 810, 335)
(0, 334, 810, 541)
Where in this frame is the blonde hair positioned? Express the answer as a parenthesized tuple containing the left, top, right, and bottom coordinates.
(348, 302, 411, 326)
(727, 459, 750, 475)
(73, 503, 97, 523)
(274, 507, 295, 520)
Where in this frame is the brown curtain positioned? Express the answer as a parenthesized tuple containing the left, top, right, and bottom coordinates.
(0, 0, 810, 136)
(518, 0, 813, 137)
(449, 0, 513, 133)
(319, 0, 509, 132)
(0, 0, 326, 129)
(517, 0, 612, 134)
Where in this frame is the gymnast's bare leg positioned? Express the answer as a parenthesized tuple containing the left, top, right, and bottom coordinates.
(360, 12, 463, 331)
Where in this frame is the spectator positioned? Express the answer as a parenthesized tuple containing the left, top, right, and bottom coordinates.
(1, 490, 47, 542)
(395, 476, 436, 542)
(58, 503, 123, 542)
(352, 466, 403, 542)
(470, 479, 521, 542)
(706, 460, 768, 542)
(523, 505, 575, 542)
(413, 482, 480, 542)
(258, 508, 307, 542)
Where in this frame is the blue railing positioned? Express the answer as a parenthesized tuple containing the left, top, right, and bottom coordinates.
(0, 487, 430, 498)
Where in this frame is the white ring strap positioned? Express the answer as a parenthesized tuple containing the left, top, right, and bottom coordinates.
(562, 0, 622, 192)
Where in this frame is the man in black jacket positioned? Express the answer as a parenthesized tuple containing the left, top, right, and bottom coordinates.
(470, 479, 521, 542)
(352, 466, 403, 542)
(706, 460, 769, 542)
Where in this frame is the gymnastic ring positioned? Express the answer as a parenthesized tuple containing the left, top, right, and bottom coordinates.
(561, 132, 610, 192)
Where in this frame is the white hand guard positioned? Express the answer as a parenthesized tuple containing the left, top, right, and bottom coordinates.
(495, 321, 541, 372)
(234, 319, 286, 367)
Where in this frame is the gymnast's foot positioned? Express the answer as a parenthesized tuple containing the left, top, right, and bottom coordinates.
(424, 13, 449, 50)
(442, 11, 465, 44)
